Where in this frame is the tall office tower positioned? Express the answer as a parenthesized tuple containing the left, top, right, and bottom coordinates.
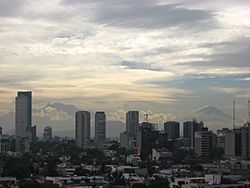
(241, 122, 250, 160)
(225, 128, 242, 158)
(95, 112, 106, 144)
(137, 122, 168, 156)
(194, 127, 214, 159)
(0, 134, 10, 153)
(43, 126, 53, 141)
(75, 111, 91, 148)
(183, 119, 204, 147)
(217, 128, 230, 148)
(164, 121, 180, 140)
(15, 91, 32, 152)
(126, 111, 139, 141)
(120, 132, 129, 149)
(28, 125, 37, 143)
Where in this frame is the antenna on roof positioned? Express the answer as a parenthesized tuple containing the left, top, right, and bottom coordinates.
(248, 98, 250, 123)
(233, 100, 236, 129)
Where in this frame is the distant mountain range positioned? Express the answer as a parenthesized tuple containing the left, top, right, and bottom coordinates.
(184, 105, 233, 131)
(0, 103, 234, 138)
(0, 102, 125, 138)
(195, 106, 231, 119)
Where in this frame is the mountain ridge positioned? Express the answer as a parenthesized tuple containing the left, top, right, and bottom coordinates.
(0, 103, 234, 136)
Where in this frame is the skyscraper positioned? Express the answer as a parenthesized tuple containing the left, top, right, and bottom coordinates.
(15, 91, 32, 152)
(75, 111, 91, 148)
(126, 111, 139, 141)
(224, 128, 242, 158)
(95, 111, 106, 144)
(183, 119, 204, 147)
(164, 121, 180, 140)
(43, 126, 52, 141)
(241, 122, 250, 160)
(137, 122, 168, 157)
(194, 127, 215, 159)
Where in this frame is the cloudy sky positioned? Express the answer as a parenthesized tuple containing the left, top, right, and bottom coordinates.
(0, 0, 250, 124)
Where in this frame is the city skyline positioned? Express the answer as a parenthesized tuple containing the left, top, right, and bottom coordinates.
(0, 0, 249, 123)
(1, 1, 250, 186)
(0, 94, 250, 137)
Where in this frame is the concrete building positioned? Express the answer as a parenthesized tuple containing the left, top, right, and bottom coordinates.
(195, 128, 214, 159)
(43, 126, 52, 141)
(120, 132, 129, 149)
(137, 122, 168, 157)
(183, 119, 204, 147)
(241, 122, 250, 160)
(164, 121, 180, 139)
(15, 91, 32, 152)
(95, 112, 106, 145)
(225, 129, 242, 159)
(28, 125, 36, 143)
(217, 128, 230, 149)
(152, 148, 173, 167)
(126, 111, 139, 141)
(0, 134, 10, 153)
(177, 175, 250, 188)
(75, 111, 91, 148)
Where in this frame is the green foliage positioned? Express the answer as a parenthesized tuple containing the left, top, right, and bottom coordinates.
(2, 158, 33, 179)
(108, 171, 126, 185)
(148, 176, 170, 188)
(79, 149, 106, 164)
(173, 149, 197, 164)
(108, 142, 120, 150)
(139, 161, 158, 177)
(19, 179, 40, 188)
(31, 141, 58, 154)
(190, 164, 203, 171)
(74, 167, 93, 176)
(132, 183, 147, 188)
(209, 147, 224, 160)
(46, 159, 59, 176)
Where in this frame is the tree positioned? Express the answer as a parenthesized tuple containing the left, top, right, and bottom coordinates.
(147, 176, 170, 188)
(173, 148, 198, 165)
(108, 171, 126, 185)
(46, 159, 59, 176)
(19, 179, 40, 188)
(190, 164, 203, 171)
(132, 183, 147, 188)
(2, 158, 32, 179)
(108, 142, 120, 150)
(74, 167, 92, 176)
(209, 147, 224, 160)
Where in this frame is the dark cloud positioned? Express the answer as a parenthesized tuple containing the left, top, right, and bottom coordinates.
(178, 38, 250, 68)
(62, 0, 216, 29)
(121, 60, 162, 71)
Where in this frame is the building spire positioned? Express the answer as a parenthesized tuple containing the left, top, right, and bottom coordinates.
(233, 100, 236, 129)
(248, 98, 250, 123)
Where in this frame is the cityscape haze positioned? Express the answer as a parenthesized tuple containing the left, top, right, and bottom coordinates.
(0, 0, 250, 187)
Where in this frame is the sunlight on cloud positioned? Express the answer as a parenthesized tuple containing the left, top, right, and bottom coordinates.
(0, 0, 250, 118)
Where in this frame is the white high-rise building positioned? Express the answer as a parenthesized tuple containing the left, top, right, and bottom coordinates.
(75, 111, 91, 148)
(15, 91, 32, 152)
(95, 112, 106, 145)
